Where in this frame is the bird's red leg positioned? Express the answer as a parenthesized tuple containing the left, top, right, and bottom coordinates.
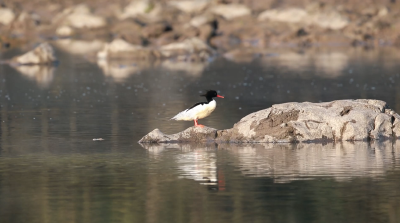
(194, 119, 204, 128)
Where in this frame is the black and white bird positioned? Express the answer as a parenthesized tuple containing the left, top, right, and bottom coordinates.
(171, 90, 224, 127)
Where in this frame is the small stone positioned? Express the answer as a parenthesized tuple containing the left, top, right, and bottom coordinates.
(12, 42, 57, 65)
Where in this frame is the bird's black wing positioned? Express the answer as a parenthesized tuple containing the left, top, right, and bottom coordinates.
(186, 101, 209, 111)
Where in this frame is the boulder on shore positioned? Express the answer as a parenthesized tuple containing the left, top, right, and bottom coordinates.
(97, 38, 154, 59)
(159, 37, 214, 61)
(12, 42, 57, 65)
(139, 99, 400, 143)
(60, 4, 106, 29)
(258, 8, 349, 30)
(211, 4, 251, 20)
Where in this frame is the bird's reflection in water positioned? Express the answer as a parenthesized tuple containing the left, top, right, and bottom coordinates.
(146, 143, 219, 187)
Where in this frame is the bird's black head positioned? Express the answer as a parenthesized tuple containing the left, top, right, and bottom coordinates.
(201, 90, 224, 102)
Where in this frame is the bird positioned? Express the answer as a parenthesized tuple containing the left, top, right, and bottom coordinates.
(171, 90, 224, 127)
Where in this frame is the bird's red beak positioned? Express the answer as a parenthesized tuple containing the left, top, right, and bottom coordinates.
(217, 95, 224, 98)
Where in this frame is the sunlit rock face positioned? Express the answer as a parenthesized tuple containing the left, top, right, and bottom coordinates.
(140, 100, 400, 143)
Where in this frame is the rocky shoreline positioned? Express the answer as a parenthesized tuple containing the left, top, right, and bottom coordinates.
(1, 0, 400, 61)
(139, 99, 400, 143)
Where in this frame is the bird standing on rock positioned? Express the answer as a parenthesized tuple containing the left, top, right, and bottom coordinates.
(171, 90, 224, 127)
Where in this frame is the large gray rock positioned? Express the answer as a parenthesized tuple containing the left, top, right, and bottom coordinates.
(219, 99, 399, 142)
(140, 99, 400, 143)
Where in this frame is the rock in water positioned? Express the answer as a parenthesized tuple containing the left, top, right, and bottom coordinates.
(140, 100, 400, 143)
(12, 43, 57, 65)
(219, 99, 400, 142)
(139, 126, 217, 143)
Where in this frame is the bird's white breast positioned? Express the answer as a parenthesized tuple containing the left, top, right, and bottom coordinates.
(172, 100, 217, 121)
(194, 100, 216, 119)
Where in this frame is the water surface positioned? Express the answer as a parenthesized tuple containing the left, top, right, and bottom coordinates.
(1, 46, 400, 223)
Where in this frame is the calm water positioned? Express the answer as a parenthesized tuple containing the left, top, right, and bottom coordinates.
(1, 44, 400, 223)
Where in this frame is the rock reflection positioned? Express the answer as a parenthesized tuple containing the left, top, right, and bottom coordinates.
(223, 141, 398, 183)
(97, 60, 150, 82)
(142, 141, 400, 184)
(264, 51, 349, 78)
(12, 65, 55, 88)
(97, 59, 207, 82)
(161, 61, 207, 77)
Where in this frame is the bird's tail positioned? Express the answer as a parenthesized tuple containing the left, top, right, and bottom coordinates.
(170, 112, 185, 121)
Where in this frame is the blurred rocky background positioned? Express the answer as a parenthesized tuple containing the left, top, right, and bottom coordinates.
(0, 0, 400, 62)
